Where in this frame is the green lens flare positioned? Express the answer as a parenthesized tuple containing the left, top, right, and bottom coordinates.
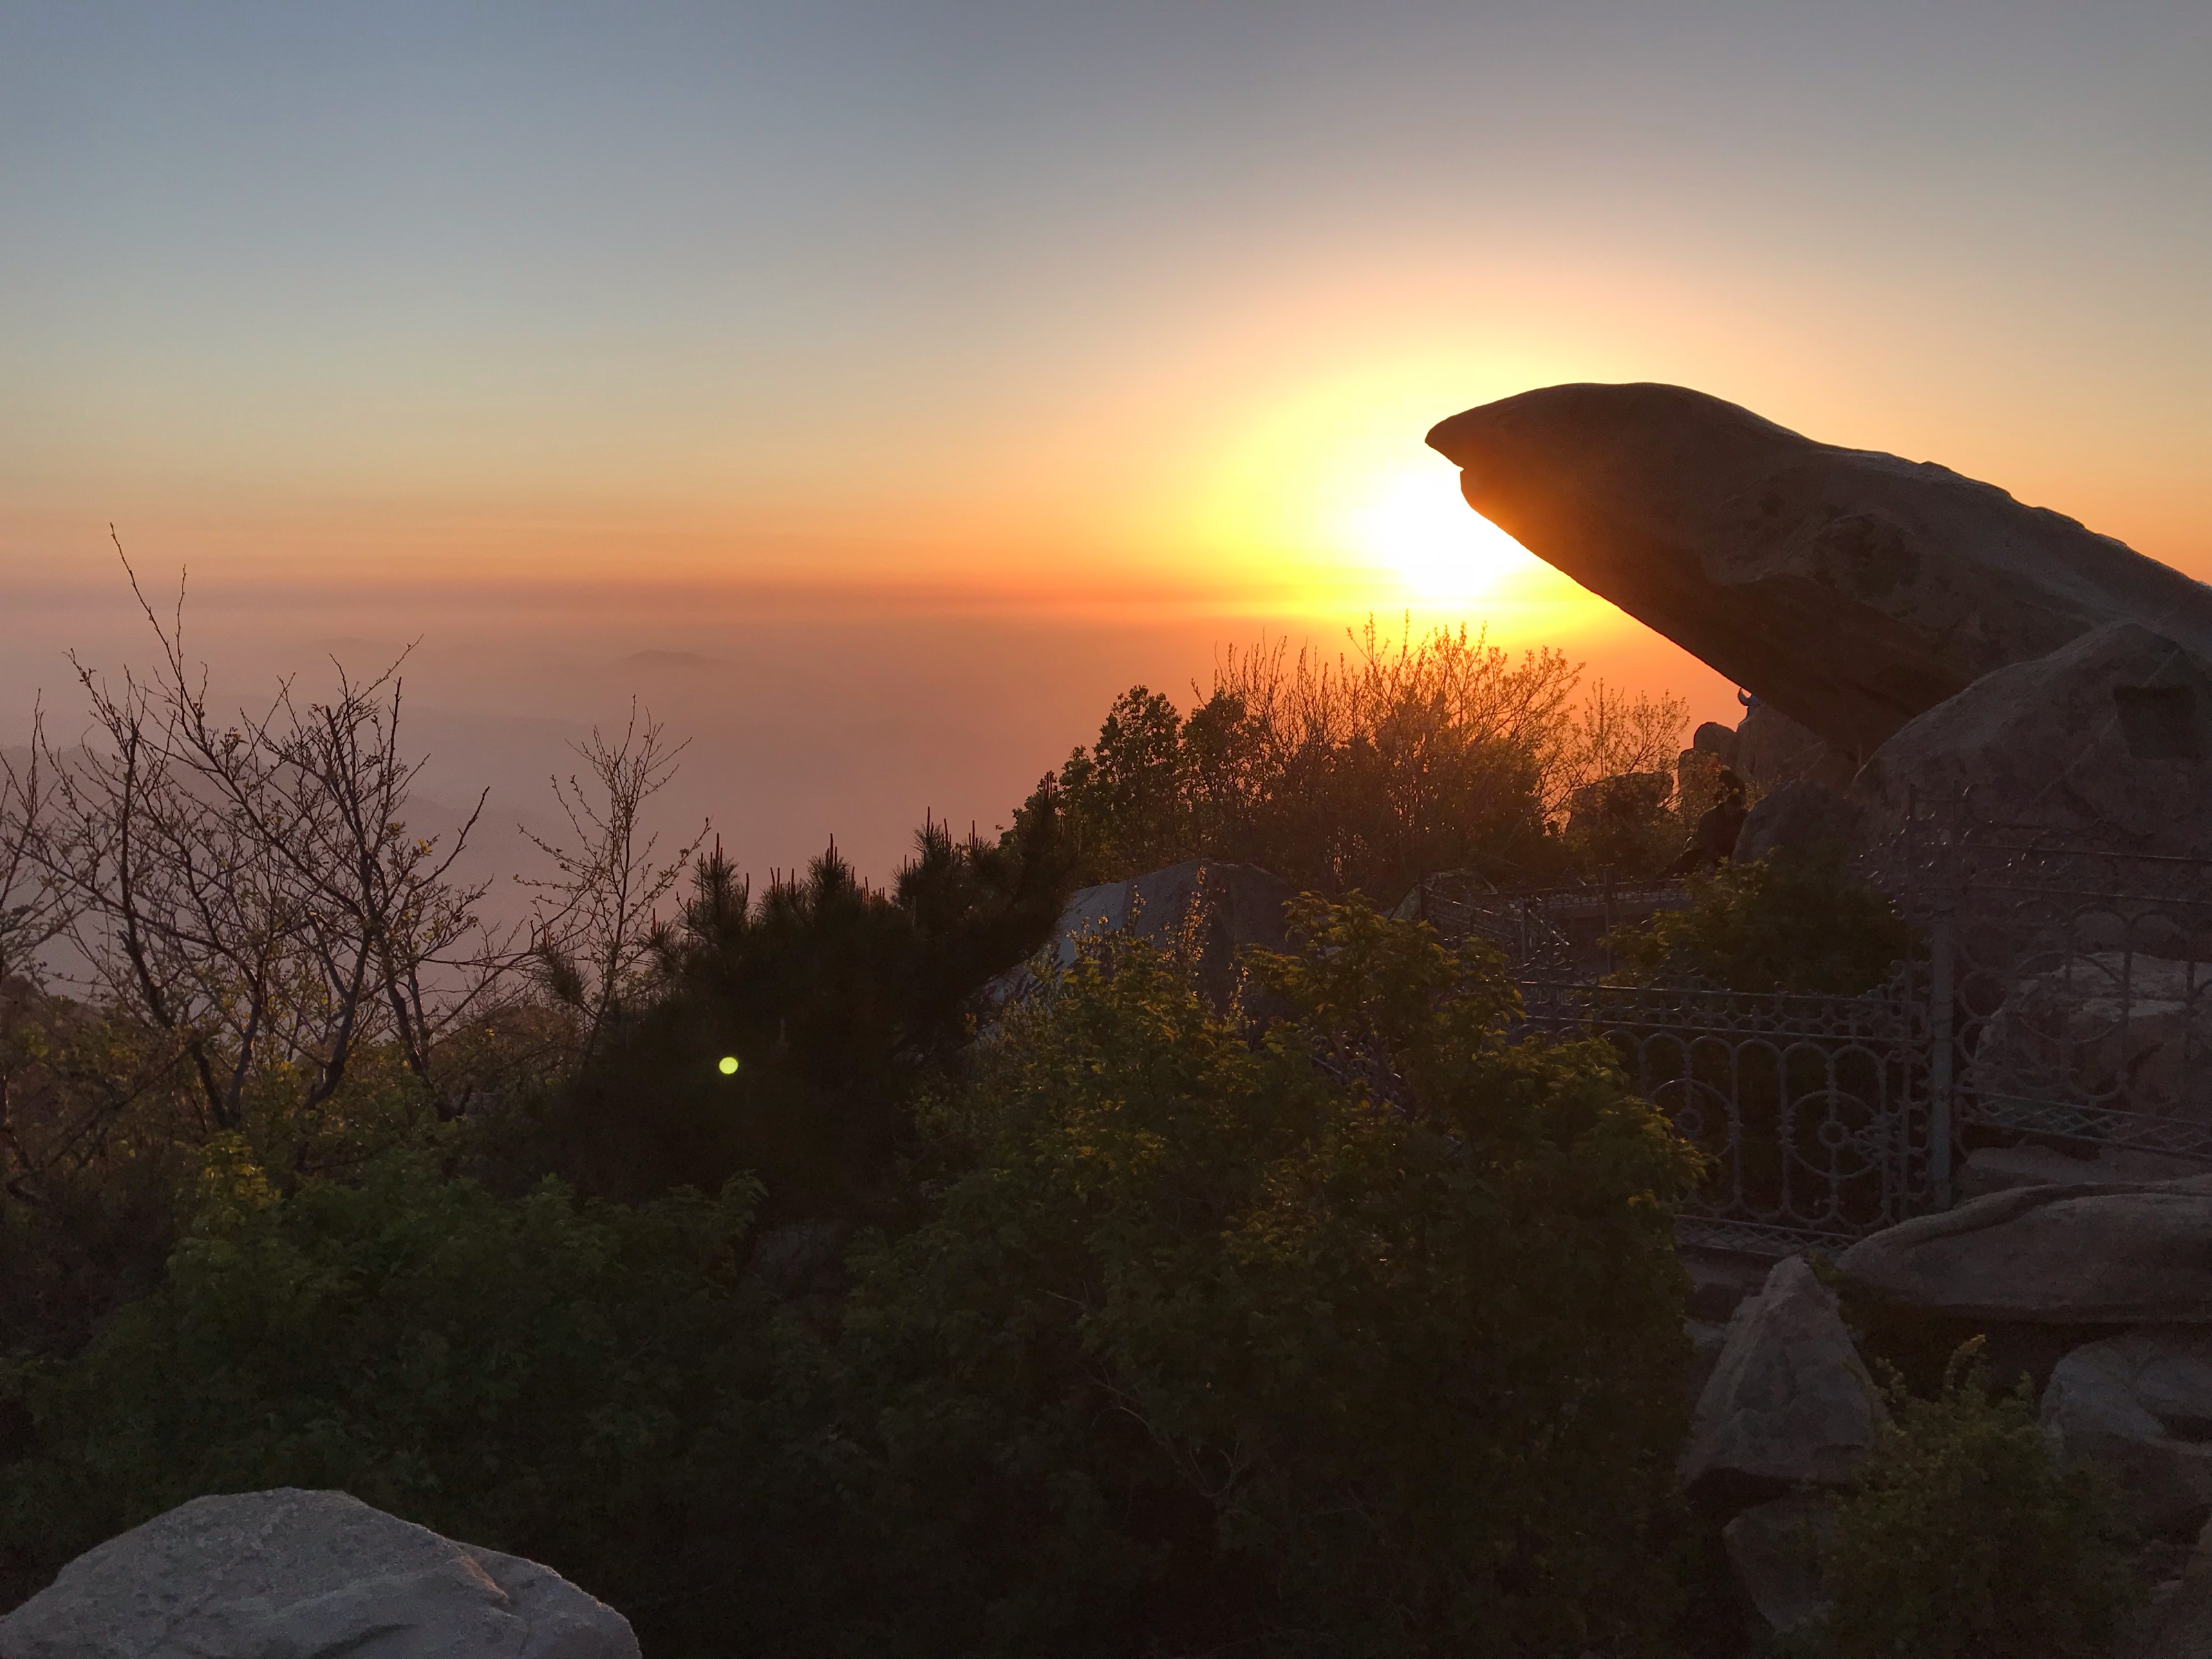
(718, 1056, 740, 1076)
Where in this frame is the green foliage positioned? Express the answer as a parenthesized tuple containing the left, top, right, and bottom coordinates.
(1801, 1341, 2135, 1659)
(838, 894, 1704, 1656)
(0, 899, 1713, 1658)
(534, 805, 1072, 1212)
(1560, 768, 1683, 877)
(0, 1149, 846, 1653)
(1609, 845, 1913, 995)
(0, 979, 499, 1362)
(1042, 621, 1688, 898)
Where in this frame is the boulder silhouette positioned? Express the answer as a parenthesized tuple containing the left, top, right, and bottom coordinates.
(0, 1488, 638, 1659)
(1853, 619, 2212, 854)
(1427, 383, 2212, 762)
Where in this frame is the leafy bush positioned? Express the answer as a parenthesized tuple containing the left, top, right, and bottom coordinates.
(0, 1149, 847, 1653)
(1801, 1342, 2135, 1659)
(1609, 845, 1913, 995)
(0, 899, 1714, 1658)
(1042, 620, 1687, 897)
(836, 894, 1704, 1657)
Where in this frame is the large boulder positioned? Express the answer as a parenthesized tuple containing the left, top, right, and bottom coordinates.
(1427, 383, 2212, 762)
(1959, 1143, 2211, 1201)
(1855, 621, 2212, 855)
(2043, 1331, 2212, 1535)
(1734, 780, 1864, 865)
(991, 859, 1293, 1006)
(1837, 1175, 2212, 1324)
(0, 1488, 637, 1659)
(1682, 1255, 1883, 1499)
(1689, 720, 1741, 769)
(1736, 702, 1857, 793)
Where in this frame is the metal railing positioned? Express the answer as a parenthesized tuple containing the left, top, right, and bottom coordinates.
(1471, 806, 2212, 1257)
(1878, 809, 2212, 1169)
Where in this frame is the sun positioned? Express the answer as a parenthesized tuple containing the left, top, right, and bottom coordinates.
(1347, 460, 1545, 601)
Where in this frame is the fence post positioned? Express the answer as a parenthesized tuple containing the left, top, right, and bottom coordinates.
(1925, 905, 1955, 1211)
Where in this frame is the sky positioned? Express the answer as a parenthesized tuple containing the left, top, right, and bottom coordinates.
(3, 1, 2209, 880)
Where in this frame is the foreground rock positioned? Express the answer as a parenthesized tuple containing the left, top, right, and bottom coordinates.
(0, 1488, 638, 1659)
(1682, 1255, 1882, 1500)
(1855, 621, 2212, 855)
(1959, 1143, 2211, 1201)
(2043, 1331, 2212, 1535)
(990, 859, 1294, 1007)
(1837, 1175, 2212, 1324)
(1427, 382, 2212, 761)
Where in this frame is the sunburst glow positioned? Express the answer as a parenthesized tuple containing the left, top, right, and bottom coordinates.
(1349, 461, 1546, 601)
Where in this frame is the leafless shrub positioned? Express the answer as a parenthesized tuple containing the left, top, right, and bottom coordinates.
(20, 541, 514, 1138)
(521, 702, 706, 1064)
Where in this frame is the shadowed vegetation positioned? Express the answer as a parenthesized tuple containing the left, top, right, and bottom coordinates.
(1038, 619, 1689, 898)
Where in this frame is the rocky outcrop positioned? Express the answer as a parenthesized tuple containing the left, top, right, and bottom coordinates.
(1971, 951, 2212, 1127)
(991, 859, 1293, 1006)
(1837, 1176, 2212, 1324)
(1855, 621, 2212, 855)
(1736, 702, 1857, 792)
(0, 1488, 638, 1659)
(1689, 720, 1740, 768)
(1682, 1255, 1882, 1499)
(1959, 1144, 2211, 1201)
(1734, 780, 1864, 865)
(2043, 1331, 2212, 1535)
(1427, 383, 2212, 762)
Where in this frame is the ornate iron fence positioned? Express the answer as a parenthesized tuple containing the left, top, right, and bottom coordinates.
(1517, 976, 1934, 1257)
(1469, 809, 2212, 1258)
(1877, 810, 2212, 1168)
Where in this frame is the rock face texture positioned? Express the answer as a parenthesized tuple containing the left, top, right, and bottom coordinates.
(1682, 1255, 1882, 1497)
(2043, 1331, 2212, 1535)
(1958, 1143, 2210, 1201)
(1427, 383, 2212, 761)
(1736, 702, 1857, 793)
(1837, 1176, 2212, 1324)
(1733, 780, 1864, 865)
(0, 1488, 638, 1659)
(991, 859, 1293, 1007)
(1971, 950, 2212, 1127)
(1853, 621, 2212, 854)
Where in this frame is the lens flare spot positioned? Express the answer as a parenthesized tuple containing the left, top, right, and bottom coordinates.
(718, 1055, 740, 1076)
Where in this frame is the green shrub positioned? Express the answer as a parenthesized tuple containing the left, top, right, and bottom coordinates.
(0, 1149, 852, 1655)
(1042, 621, 1687, 898)
(1609, 845, 1913, 995)
(1803, 1342, 2135, 1659)
(836, 894, 1704, 1657)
